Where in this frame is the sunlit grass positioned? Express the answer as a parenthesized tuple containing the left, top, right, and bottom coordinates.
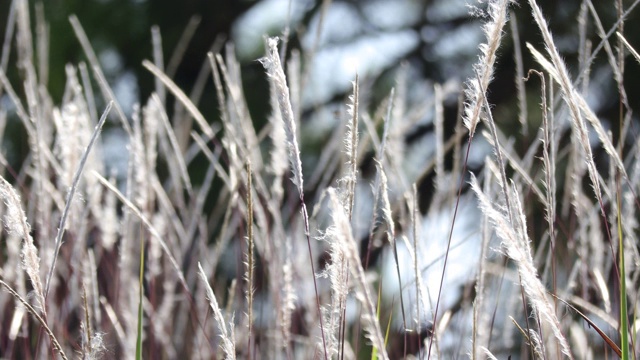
(0, 0, 638, 358)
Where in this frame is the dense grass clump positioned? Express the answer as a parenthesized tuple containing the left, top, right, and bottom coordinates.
(0, 0, 639, 359)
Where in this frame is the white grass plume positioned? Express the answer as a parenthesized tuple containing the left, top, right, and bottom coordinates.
(529, 329, 545, 360)
(261, 36, 328, 357)
(463, 0, 513, 136)
(472, 165, 493, 359)
(279, 241, 296, 349)
(266, 62, 288, 204)
(260, 37, 304, 193)
(325, 188, 389, 359)
(318, 231, 348, 358)
(480, 346, 499, 360)
(318, 189, 351, 357)
(198, 263, 236, 360)
(0, 176, 45, 313)
(470, 174, 573, 358)
(131, 105, 149, 210)
(215, 49, 263, 169)
(510, 11, 528, 136)
(344, 76, 359, 219)
(409, 185, 430, 340)
(526, 0, 626, 208)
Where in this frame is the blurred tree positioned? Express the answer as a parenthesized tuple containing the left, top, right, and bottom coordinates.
(1, 0, 638, 131)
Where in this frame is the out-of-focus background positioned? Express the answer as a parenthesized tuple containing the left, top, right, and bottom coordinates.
(2, 0, 638, 137)
(2, 0, 639, 209)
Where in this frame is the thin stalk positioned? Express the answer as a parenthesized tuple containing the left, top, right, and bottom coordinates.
(261, 38, 327, 359)
(0, 280, 68, 360)
(616, 177, 629, 360)
(245, 161, 255, 360)
(614, 1, 631, 356)
(427, 133, 473, 358)
(44, 101, 113, 299)
(377, 164, 407, 356)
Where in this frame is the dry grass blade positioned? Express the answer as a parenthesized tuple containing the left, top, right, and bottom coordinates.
(0, 280, 68, 360)
(0, 68, 30, 124)
(152, 94, 193, 194)
(551, 293, 622, 357)
(430, 2, 513, 357)
(69, 15, 131, 135)
(377, 161, 408, 352)
(166, 15, 201, 78)
(44, 101, 113, 299)
(618, 32, 640, 64)
(197, 263, 236, 360)
(93, 171, 188, 290)
(0, 0, 16, 76)
(142, 60, 218, 139)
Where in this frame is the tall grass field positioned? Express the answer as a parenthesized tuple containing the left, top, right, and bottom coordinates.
(0, 0, 639, 358)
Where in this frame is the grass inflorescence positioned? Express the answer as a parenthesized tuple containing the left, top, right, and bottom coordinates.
(0, 0, 639, 359)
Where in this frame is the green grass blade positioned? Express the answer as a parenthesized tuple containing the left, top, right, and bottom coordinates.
(617, 185, 629, 360)
(383, 300, 393, 351)
(135, 231, 145, 360)
(371, 277, 383, 360)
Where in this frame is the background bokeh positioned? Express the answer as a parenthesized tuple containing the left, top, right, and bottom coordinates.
(2, 0, 639, 137)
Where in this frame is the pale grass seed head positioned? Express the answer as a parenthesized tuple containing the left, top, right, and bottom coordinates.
(0, 176, 45, 313)
(280, 243, 297, 348)
(463, 0, 513, 136)
(99, 176, 119, 250)
(326, 188, 389, 359)
(198, 262, 236, 360)
(470, 174, 573, 358)
(376, 161, 396, 243)
(345, 80, 359, 171)
(528, 329, 544, 360)
(131, 105, 150, 210)
(59, 71, 105, 228)
(266, 73, 288, 203)
(480, 346, 499, 360)
(318, 195, 351, 357)
(336, 78, 360, 219)
(87, 331, 107, 360)
(142, 97, 161, 180)
(53, 102, 85, 187)
(260, 37, 304, 194)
